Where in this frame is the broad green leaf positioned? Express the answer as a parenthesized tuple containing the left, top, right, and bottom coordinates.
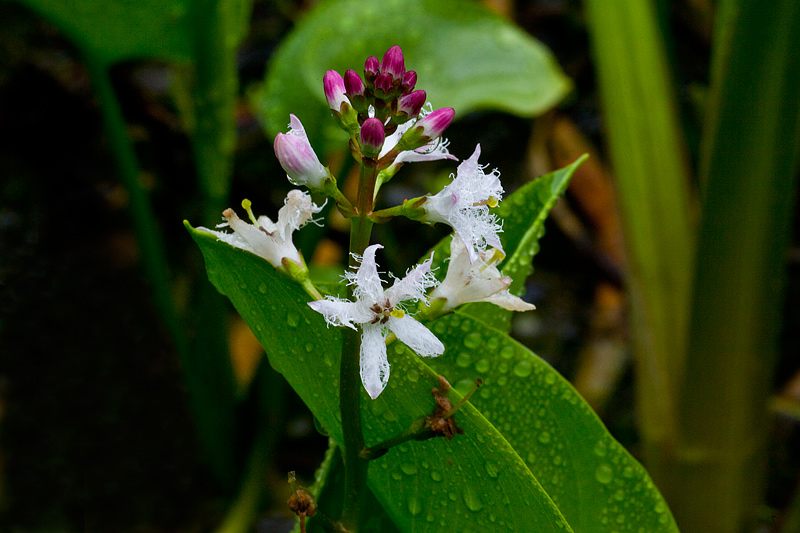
(187, 222, 574, 532)
(426, 312, 680, 533)
(254, 0, 570, 153)
(14, 0, 193, 64)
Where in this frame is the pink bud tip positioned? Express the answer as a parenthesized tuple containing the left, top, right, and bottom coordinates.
(401, 70, 417, 93)
(418, 107, 455, 139)
(323, 70, 348, 112)
(398, 90, 426, 118)
(364, 56, 380, 81)
(381, 45, 405, 80)
(359, 117, 385, 157)
(374, 72, 393, 95)
(273, 115, 327, 188)
(344, 69, 365, 98)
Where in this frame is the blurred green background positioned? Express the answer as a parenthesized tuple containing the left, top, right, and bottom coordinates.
(0, 0, 798, 531)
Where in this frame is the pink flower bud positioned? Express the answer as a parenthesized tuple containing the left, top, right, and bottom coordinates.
(359, 117, 385, 158)
(344, 69, 366, 98)
(323, 70, 348, 112)
(364, 56, 380, 84)
(417, 107, 455, 139)
(397, 90, 426, 118)
(401, 70, 417, 93)
(273, 114, 328, 188)
(374, 72, 393, 96)
(380, 45, 405, 80)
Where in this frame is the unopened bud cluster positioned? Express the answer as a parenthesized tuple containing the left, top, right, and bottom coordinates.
(324, 45, 455, 163)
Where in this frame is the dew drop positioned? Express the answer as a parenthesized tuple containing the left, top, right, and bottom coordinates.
(526, 451, 536, 463)
(391, 472, 402, 480)
(514, 360, 533, 377)
(401, 463, 418, 475)
(487, 336, 499, 350)
(258, 283, 268, 294)
(594, 440, 608, 457)
(655, 501, 666, 514)
(500, 346, 514, 359)
(595, 463, 614, 484)
(464, 331, 482, 348)
(484, 462, 498, 478)
(463, 487, 483, 511)
(538, 431, 551, 444)
(456, 352, 472, 368)
(407, 368, 419, 382)
(287, 313, 299, 328)
(455, 378, 474, 396)
(497, 375, 508, 386)
(407, 495, 422, 516)
(431, 471, 443, 482)
(544, 372, 556, 385)
(475, 358, 490, 373)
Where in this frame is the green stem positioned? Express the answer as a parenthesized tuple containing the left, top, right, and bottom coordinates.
(339, 158, 379, 531)
(85, 59, 188, 360)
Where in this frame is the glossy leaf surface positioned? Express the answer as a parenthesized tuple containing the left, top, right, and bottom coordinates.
(426, 311, 680, 533)
(187, 222, 572, 532)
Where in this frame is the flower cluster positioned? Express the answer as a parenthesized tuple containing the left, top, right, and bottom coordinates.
(203, 45, 537, 398)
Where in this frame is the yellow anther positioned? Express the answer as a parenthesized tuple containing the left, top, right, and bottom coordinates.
(487, 196, 499, 208)
(390, 308, 405, 319)
(489, 247, 505, 264)
(241, 198, 259, 225)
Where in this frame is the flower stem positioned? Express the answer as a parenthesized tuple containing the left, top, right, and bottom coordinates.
(339, 157, 379, 531)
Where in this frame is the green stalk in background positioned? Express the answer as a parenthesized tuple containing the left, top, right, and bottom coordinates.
(673, 0, 800, 530)
(582, 0, 695, 486)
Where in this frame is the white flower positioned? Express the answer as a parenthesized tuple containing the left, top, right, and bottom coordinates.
(430, 236, 536, 313)
(380, 103, 457, 167)
(199, 189, 322, 269)
(423, 144, 504, 263)
(308, 244, 444, 399)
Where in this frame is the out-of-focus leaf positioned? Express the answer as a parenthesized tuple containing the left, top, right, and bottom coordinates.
(426, 311, 680, 533)
(187, 222, 574, 532)
(667, 0, 800, 530)
(254, 0, 570, 154)
(14, 0, 193, 64)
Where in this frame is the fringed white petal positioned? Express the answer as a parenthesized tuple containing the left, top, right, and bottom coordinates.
(360, 324, 390, 399)
(385, 252, 437, 306)
(307, 298, 364, 329)
(352, 244, 385, 304)
(480, 291, 536, 312)
(388, 315, 444, 358)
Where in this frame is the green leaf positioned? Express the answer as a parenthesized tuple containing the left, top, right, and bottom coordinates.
(666, 0, 800, 529)
(187, 222, 574, 532)
(583, 0, 696, 480)
(14, 0, 193, 64)
(426, 312, 680, 533)
(253, 0, 571, 153)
